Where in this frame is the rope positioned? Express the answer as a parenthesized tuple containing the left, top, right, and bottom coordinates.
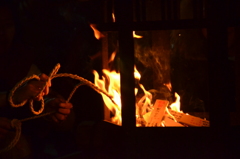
(52, 73, 114, 103)
(0, 119, 21, 154)
(8, 75, 40, 108)
(1, 63, 116, 153)
(7, 64, 60, 115)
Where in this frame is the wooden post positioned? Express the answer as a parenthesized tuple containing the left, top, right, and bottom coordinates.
(114, 0, 136, 129)
(207, 0, 230, 127)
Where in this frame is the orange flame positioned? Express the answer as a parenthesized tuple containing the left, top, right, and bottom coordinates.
(112, 13, 115, 22)
(94, 63, 184, 126)
(109, 51, 116, 63)
(169, 92, 181, 112)
(90, 24, 104, 40)
(133, 31, 143, 38)
(164, 82, 172, 91)
(93, 60, 152, 126)
(93, 69, 122, 125)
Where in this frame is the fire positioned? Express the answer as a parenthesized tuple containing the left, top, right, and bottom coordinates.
(164, 82, 172, 92)
(93, 69, 121, 125)
(111, 13, 142, 39)
(93, 62, 186, 127)
(109, 51, 116, 63)
(112, 13, 115, 22)
(93, 47, 184, 126)
(169, 92, 182, 112)
(133, 31, 143, 38)
(93, 63, 153, 126)
(90, 24, 104, 40)
(90, 24, 203, 127)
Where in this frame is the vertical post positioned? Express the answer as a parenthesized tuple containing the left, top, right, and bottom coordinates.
(133, 0, 146, 22)
(207, 0, 230, 127)
(114, 0, 136, 128)
(166, 0, 172, 20)
(160, 0, 166, 20)
(114, 1, 136, 158)
(193, 0, 204, 19)
(173, 0, 180, 20)
(133, 0, 140, 22)
(140, 0, 146, 21)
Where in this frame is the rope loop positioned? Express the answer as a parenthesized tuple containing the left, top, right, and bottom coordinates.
(2, 63, 116, 153)
(8, 75, 40, 107)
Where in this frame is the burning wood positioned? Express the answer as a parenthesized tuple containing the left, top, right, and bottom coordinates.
(93, 65, 210, 127)
(141, 99, 209, 127)
(90, 23, 209, 127)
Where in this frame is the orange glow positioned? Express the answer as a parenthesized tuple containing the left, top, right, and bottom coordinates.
(133, 31, 143, 38)
(90, 24, 104, 40)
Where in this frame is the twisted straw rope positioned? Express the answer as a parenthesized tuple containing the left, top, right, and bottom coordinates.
(1, 63, 115, 153)
(8, 63, 60, 115)
(8, 75, 41, 108)
(0, 119, 21, 154)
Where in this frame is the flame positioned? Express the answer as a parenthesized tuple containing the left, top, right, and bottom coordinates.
(165, 108, 178, 122)
(94, 64, 185, 126)
(90, 24, 104, 40)
(133, 31, 143, 38)
(94, 64, 183, 126)
(134, 65, 141, 80)
(161, 121, 165, 127)
(93, 69, 122, 125)
(90, 24, 189, 127)
(93, 60, 153, 126)
(164, 82, 172, 91)
(112, 13, 115, 22)
(169, 92, 181, 112)
(111, 13, 142, 39)
(109, 51, 116, 63)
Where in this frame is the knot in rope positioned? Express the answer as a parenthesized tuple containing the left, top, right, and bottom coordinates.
(8, 63, 60, 115)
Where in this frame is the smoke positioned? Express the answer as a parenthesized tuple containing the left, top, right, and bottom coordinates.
(134, 31, 171, 88)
